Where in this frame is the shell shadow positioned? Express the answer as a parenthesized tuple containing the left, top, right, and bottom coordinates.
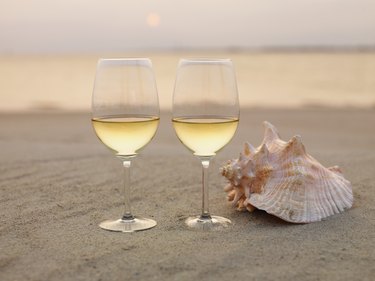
(234, 209, 298, 227)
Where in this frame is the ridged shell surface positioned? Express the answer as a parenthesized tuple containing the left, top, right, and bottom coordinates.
(221, 121, 353, 223)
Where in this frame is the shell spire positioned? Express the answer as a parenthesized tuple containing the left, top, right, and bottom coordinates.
(221, 121, 353, 223)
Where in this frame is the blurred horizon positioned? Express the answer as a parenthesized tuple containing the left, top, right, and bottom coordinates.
(2, 46, 375, 56)
(1, 51, 375, 112)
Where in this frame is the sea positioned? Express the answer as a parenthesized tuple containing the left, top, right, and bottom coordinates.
(0, 51, 374, 112)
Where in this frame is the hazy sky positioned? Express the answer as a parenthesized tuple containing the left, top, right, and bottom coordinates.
(1, 0, 374, 53)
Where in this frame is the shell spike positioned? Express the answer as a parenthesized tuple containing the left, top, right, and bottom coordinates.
(328, 166, 343, 174)
(244, 160, 255, 178)
(286, 135, 306, 155)
(239, 152, 246, 162)
(263, 121, 281, 144)
(224, 183, 233, 192)
(253, 143, 269, 166)
(259, 143, 269, 156)
(244, 142, 256, 156)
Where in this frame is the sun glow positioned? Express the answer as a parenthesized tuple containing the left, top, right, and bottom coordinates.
(146, 12, 160, 28)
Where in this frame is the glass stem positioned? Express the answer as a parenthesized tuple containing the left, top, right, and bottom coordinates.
(200, 158, 212, 219)
(122, 160, 134, 221)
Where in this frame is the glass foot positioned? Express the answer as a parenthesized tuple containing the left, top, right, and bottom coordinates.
(99, 217, 157, 232)
(185, 215, 232, 230)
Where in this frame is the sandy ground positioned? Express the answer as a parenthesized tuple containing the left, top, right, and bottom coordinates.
(0, 109, 374, 281)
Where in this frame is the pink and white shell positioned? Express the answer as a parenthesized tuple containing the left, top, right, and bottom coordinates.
(221, 121, 353, 223)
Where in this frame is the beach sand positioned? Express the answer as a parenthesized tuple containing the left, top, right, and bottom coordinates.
(0, 109, 374, 281)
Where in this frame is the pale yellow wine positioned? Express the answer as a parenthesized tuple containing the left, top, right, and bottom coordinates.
(172, 117, 239, 156)
(92, 116, 159, 156)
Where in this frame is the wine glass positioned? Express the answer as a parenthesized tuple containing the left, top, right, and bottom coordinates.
(91, 58, 159, 232)
(172, 59, 240, 230)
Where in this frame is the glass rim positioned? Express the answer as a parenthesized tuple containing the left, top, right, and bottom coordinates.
(97, 58, 153, 67)
(97, 58, 152, 67)
(98, 57, 151, 62)
(179, 58, 232, 63)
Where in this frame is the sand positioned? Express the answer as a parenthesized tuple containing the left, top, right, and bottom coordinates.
(0, 109, 374, 281)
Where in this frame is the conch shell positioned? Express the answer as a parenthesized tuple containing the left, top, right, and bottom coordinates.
(221, 121, 353, 223)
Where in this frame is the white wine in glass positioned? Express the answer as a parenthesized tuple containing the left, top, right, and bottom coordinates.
(172, 59, 239, 230)
(92, 116, 159, 157)
(92, 58, 159, 232)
